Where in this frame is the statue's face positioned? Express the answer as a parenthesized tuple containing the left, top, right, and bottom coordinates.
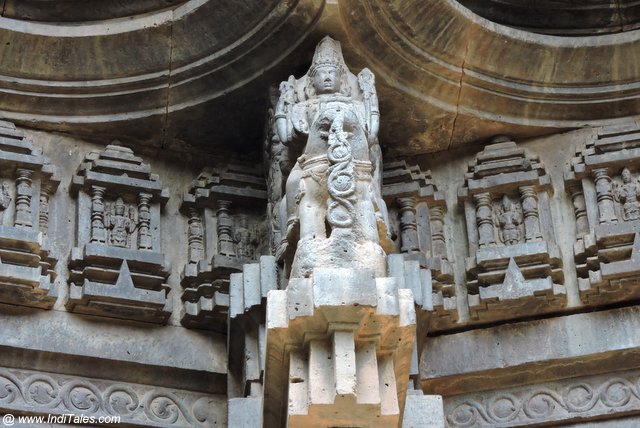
(313, 66, 340, 94)
(116, 204, 125, 215)
(622, 168, 631, 183)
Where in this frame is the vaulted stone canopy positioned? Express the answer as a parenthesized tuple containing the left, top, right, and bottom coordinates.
(0, 0, 638, 156)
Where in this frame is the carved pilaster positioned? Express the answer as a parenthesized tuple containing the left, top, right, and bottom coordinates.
(90, 186, 107, 244)
(38, 184, 51, 233)
(137, 192, 152, 250)
(187, 208, 204, 263)
(474, 192, 495, 248)
(14, 168, 33, 228)
(398, 196, 419, 253)
(217, 200, 236, 257)
(520, 185, 542, 242)
(568, 183, 589, 236)
(429, 205, 447, 260)
(592, 167, 618, 224)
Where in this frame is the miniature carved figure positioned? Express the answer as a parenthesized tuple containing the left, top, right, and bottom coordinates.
(0, 183, 11, 223)
(107, 198, 136, 248)
(496, 195, 522, 246)
(235, 215, 257, 259)
(614, 168, 640, 221)
(274, 36, 389, 276)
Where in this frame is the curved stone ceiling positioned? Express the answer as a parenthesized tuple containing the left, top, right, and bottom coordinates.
(0, 0, 324, 147)
(0, 0, 639, 155)
(457, 0, 640, 36)
(339, 0, 640, 152)
(2, 0, 189, 22)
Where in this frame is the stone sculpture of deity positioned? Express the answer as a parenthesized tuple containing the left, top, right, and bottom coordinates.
(273, 36, 390, 278)
(497, 195, 522, 246)
(107, 197, 136, 248)
(614, 167, 640, 221)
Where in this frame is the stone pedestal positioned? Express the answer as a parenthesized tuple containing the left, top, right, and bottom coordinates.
(264, 267, 418, 427)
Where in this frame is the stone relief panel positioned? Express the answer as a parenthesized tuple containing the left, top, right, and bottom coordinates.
(458, 137, 565, 323)
(0, 120, 60, 309)
(180, 164, 267, 331)
(0, 365, 226, 427)
(57, 143, 171, 323)
(445, 368, 640, 427)
(565, 123, 640, 306)
(382, 161, 457, 331)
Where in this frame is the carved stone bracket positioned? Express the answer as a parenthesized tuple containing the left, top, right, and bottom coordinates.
(59, 143, 171, 323)
(0, 365, 226, 427)
(382, 161, 456, 333)
(180, 164, 267, 331)
(264, 267, 418, 427)
(458, 137, 565, 324)
(0, 121, 60, 309)
(565, 122, 640, 306)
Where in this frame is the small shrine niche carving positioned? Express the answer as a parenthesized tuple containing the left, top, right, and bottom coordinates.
(60, 143, 171, 324)
(180, 164, 267, 331)
(382, 160, 457, 332)
(0, 121, 60, 308)
(459, 137, 566, 324)
(565, 123, 640, 305)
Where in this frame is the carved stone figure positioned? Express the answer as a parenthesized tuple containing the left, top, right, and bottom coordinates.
(0, 182, 11, 223)
(497, 195, 522, 245)
(107, 197, 135, 248)
(274, 36, 388, 277)
(614, 168, 640, 221)
(235, 214, 256, 259)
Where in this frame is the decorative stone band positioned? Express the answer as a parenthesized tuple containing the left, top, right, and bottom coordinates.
(445, 369, 640, 427)
(0, 366, 226, 427)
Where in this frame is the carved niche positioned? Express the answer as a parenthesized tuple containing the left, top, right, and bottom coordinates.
(458, 137, 565, 323)
(180, 164, 267, 331)
(64, 144, 171, 323)
(0, 121, 60, 308)
(382, 161, 457, 331)
(565, 122, 640, 305)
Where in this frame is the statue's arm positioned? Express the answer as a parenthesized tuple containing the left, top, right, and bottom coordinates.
(357, 68, 380, 143)
(275, 76, 296, 144)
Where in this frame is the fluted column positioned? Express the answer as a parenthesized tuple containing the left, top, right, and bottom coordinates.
(397, 196, 419, 253)
(592, 168, 618, 224)
(520, 185, 542, 242)
(14, 169, 33, 228)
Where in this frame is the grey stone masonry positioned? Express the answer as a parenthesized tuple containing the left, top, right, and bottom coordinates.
(0, 120, 60, 309)
(565, 122, 640, 306)
(458, 136, 565, 324)
(383, 160, 457, 333)
(60, 143, 172, 323)
(180, 164, 267, 331)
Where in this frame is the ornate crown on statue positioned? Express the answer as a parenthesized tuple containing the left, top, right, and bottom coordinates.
(308, 36, 347, 76)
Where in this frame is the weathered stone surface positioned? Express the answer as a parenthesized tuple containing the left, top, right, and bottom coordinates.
(459, 137, 566, 324)
(264, 268, 416, 427)
(0, 121, 60, 309)
(403, 390, 444, 428)
(421, 305, 640, 397)
(180, 164, 268, 331)
(566, 122, 640, 307)
(58, 144, 172, 323)
(0, 365, 227, 427)
(383, 161, 457, 333)
(445, 368, 640, 427)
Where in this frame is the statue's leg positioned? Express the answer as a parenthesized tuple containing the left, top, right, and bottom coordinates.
(299, 175, 326, 240)
(285, 163, 302, 235)
(356, 179, 379, 243)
